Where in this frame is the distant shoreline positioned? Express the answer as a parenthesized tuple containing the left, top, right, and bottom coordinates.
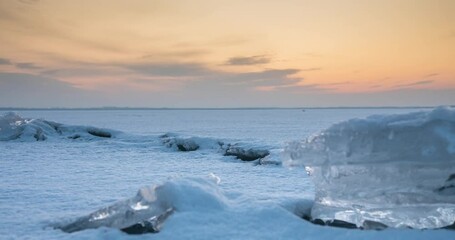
(0, 106, 445, 111)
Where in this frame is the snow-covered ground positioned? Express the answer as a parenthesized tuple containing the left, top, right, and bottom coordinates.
(1, 108, 454, 239)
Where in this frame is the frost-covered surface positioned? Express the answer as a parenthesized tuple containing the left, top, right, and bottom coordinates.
(57, 178, 225, 233)
(285, 107, 455, 229)
(160, 133, 223, 151)
(1, 108, 454, 239)
(0, 112, 118, 141)
(160, 133, 273, 163)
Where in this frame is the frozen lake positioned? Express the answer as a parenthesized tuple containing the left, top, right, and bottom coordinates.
(1, 108, 453, 239)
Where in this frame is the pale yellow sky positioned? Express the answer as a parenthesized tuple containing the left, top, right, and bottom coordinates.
(0, 0, 454, 107)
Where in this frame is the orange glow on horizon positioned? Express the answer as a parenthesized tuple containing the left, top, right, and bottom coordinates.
(0, 0, 454, 107)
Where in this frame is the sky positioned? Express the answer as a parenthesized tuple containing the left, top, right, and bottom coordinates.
(0, 0, 454, 108)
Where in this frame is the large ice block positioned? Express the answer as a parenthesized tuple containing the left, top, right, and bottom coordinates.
(285, 107, 455, 229)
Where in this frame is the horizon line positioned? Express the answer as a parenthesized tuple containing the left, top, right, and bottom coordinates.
(0, 106, 449, 111)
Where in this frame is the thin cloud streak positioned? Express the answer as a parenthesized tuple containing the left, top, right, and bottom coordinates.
(141, 49, 210, 60)
(17, 0, 40, 5)
(395, 80, 434, 88)
(124, 63, 213, 77)
(424, 73, 439, 78)
(15, 62, 43, 70)
(0, 58, 12, 65)
(120, 62, 304, 90)
(225, 55, 270, 65)
(2, 72, 454, 108)
(12, 58, 306, 92)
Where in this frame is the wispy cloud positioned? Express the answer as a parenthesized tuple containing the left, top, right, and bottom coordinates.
(424, 73, 439, 78)
(41, 67, 120, 78)
(17, 0, 40, 5)
(121, 61, 304, 90)
(293, 83, 339, 91)
(141, 49, 210, 60)
(15, 62, 42, 70)
(124, 62, 212, 77)
(5, 56, 310, 95)
(0, 58, 12, 65)
(395, 80, 434, 88)
(225, 55, 270, 65)
(322, 81, 350, 86)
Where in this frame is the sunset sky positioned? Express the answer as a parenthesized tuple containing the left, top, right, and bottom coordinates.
(0, 0, 454, 107)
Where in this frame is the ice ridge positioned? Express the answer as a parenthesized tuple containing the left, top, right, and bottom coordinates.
(0, 112, 117, 141)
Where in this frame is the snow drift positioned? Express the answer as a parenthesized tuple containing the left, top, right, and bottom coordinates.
(285, 106, 455, 229)
(56, 178, 228, 234)
(0, 112, 117, 141)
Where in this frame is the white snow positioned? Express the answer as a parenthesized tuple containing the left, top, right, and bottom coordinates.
(57, 178, 227, 233)
(0, 112, 119, 141)
(285, 106, 455, 229)
(160, 133, 223, 151)
(1, 108, 454, 239)
(57, 177, 455, 240)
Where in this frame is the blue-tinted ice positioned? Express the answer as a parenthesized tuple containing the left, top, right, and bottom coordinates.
(286, 107, 455, 229)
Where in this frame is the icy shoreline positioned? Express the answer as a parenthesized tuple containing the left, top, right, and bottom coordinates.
(2, 108, 455, 238)
(0, 112, 276, 164)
